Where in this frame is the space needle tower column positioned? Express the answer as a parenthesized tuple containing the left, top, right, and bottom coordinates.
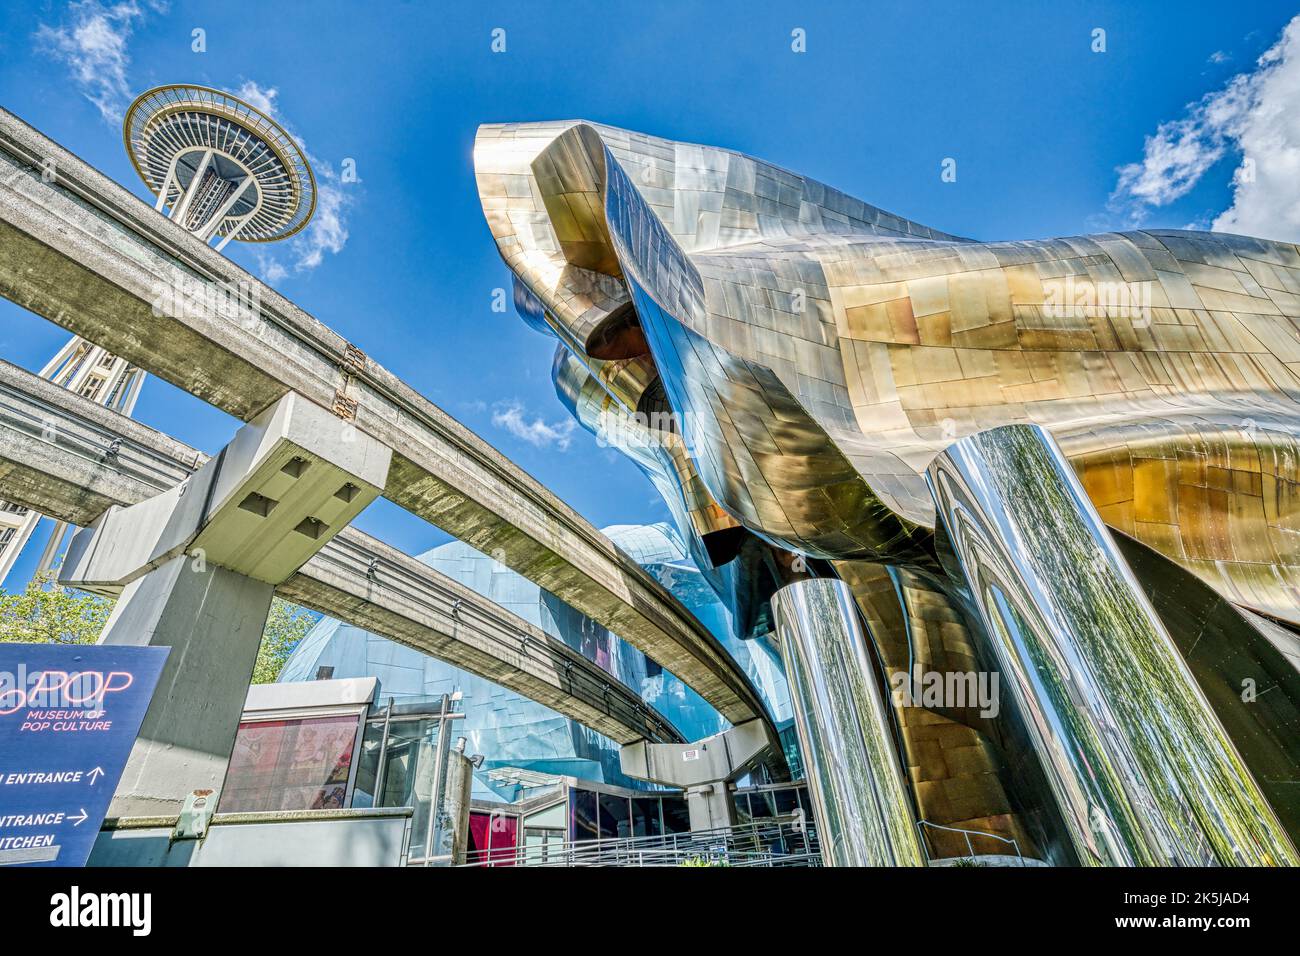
(0, 85, 315, 584)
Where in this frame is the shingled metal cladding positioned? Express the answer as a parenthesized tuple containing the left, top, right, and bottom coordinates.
(477, 121, 1300, 864)
(475, 120, 1300, 624)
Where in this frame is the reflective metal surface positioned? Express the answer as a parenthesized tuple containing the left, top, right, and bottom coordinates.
(771, 578, 926, 867)
(476, 120, 1300, 625)
(928, 424, 1297, 866)
(1113, 530, 1300, 841)
(833, 559, 1053, 861)
(477, 119, 1300, 863)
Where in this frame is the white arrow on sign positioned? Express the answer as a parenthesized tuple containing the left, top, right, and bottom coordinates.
(69, 809, 88, 827)
(86, 767, 105, 786)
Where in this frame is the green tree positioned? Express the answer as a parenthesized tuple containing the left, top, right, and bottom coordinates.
(0, 570, 315, 683)
(252, 599, 319, 684)
(0, 570, 112, 644)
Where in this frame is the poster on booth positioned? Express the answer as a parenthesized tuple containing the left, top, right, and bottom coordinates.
(0, 644, 168, 867)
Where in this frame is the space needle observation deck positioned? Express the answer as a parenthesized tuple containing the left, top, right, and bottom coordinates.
(123, 84, 316, 250)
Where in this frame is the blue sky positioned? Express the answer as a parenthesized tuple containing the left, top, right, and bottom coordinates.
(1, 0, 1298, 588)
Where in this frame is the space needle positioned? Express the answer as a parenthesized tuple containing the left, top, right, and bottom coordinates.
(124, 84, 316, 249)
(0, 85, 316, 583)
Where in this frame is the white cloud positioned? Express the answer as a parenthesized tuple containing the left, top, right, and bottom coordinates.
(237, 80, 353, 279)
(1111, 16, 1300, 242)
(256, 254, 288, 284)
(294, 178, 349, 271)
(1211, 20, 1300, 240)
(492, 401, 577, 451)
(1110, 74, 1253, 213)
(35, 1, 164, 124)
(235, 80, 278, 116)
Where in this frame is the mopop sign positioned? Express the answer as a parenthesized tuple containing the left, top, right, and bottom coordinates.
(0, 644, 168, 866)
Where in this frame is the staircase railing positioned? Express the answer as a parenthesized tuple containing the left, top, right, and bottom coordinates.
(916, 819, 1025, 865)
(462, 817, 820, 868)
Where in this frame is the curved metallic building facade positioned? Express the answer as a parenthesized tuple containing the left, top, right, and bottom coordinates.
(772, 578, 926, 867)
(476, 120, 1300, 864)
(929, 424, 1295, 865)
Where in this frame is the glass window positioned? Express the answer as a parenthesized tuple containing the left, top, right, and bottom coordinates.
(371, 717, 444, 853)
(349, 719, 384, 809)
(796, 785, 814, 821)
(571, 788, 598, 842)
(523, 828, 564, 864)
(750, 788, 778, 820)
(523, 803, 567, 830)
(220, 714, 359, 813)
(774, 787, 800, 816)
(734, 792, 753, 825)
(631, 797, 662, 837)
(661, 795, 691, 834)
(469, 812, 517, 866)
(598, 792, 632, 839)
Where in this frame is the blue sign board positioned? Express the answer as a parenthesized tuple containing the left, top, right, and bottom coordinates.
(0, 643, 168, 867)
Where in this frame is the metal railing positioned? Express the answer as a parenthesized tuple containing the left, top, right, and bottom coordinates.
(916, 819, 1025, 865)
(462, 818, 821, 868)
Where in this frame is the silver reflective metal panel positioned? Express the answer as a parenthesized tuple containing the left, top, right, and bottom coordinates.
(771, 578, 926, 867)
(478, 119, 1300, 862)
(927, 424, 1298, 866)
(477, 120, 1300, 626)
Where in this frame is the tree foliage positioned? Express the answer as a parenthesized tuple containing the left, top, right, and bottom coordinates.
(252, 599, 319, 684)
(0, 570, 111, 645)
(0, 572, 316, 688)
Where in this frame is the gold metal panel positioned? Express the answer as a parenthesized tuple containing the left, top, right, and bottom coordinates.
(477, 121, 1300, 624)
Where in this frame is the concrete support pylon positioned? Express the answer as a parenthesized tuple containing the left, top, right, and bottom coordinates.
(99, 556, 275, 816)
(443, 744, 474, 866)
(61, 392, 391, 818)
(619, 719, 776, 831)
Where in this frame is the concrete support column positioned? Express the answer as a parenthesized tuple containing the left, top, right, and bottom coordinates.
(61, 391, 391, 821)
(683, 782, 736, 832)
(927, 423, 1298, 866)
(102, 554, 274, 817)
(620, 718, 776, 833)
(771, 577, 926, 867)
(443, 747, 474, 866)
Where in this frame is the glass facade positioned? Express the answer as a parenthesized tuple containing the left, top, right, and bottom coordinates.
(280, 522, 795, 801)
(468, 811, 518, 865)
(220, 714, 360, 813)
(460, 780, 813, 865)
(349, 696, 463, 864)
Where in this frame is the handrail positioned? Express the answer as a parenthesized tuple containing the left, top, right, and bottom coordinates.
(916, 819, 1025, 866)
(461, 817, 820, 868)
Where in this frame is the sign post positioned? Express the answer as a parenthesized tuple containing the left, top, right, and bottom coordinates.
(0, 644, 169, 867)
